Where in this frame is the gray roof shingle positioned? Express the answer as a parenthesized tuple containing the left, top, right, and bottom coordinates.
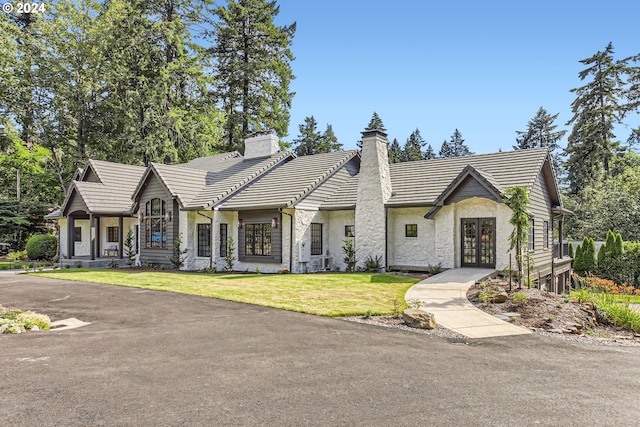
(61, 160, 146, 215)
(387, 148, 549, 207)
(320, 148, 549, 209)
(218, 151, 359, 210)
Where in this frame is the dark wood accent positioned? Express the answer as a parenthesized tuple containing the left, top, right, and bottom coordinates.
(461, 218, 496, 268)
(237, 210, 282, 263)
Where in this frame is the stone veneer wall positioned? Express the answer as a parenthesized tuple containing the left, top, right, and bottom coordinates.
(355, 131, 392, 268)
(387, 207, 437, 268)
(435, 198, 514, 270)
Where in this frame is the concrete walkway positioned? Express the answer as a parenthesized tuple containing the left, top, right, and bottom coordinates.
(406, 268, 532, 339)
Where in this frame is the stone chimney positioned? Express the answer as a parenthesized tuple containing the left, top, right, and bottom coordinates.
(355, 129, 392, 269)
(243, 131, 280, 159)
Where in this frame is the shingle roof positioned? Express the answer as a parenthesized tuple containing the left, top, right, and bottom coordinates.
(218, 151, 359, 210)
(61, 160, 146, 215)
(187, 151, 293, 209)
(182, 152, 242, 170)
(319, 175, 359, 210)
(387, 148, 549, 207)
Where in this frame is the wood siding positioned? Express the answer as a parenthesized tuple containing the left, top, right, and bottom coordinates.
(237, 210, 282, 263)
(446, 176, 498, 204)
(527, 171, 554, 275)
(138, 174, 176, 267)
(66, 189, 89, 215)
(84, 167, 101, 183)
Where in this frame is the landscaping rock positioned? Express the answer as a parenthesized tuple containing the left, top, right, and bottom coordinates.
(403, 309, 436, 329)
(31, 325, 40, 332)
(493, 290, 508, 303)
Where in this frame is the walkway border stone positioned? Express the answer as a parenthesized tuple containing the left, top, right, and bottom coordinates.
(405, 268, 532, 339)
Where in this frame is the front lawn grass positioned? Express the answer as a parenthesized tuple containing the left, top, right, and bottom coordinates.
(34, 270, 420, 317)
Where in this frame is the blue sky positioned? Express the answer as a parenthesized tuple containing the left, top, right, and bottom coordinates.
(274, 0, 640, 153)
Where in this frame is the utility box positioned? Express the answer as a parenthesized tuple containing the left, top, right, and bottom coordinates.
(299, 240, 311, 263)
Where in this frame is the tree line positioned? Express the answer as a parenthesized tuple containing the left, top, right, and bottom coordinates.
(0, 0, 295, 201)
(1, 1, 639, 250)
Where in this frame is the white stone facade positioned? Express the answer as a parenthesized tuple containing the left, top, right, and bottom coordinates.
(355, 131, 392, 268)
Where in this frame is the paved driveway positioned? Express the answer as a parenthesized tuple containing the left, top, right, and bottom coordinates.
(1, 274, 640, 426)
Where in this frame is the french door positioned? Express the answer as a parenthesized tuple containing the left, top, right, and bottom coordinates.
(461, 218, 496, 268)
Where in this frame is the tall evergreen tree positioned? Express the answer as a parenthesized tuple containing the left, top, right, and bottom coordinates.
(424, 144, 436, 160)
(565, 43, 626, 194)
(211, 0, 296, 152)
(388, 138, 404, 163)
(366, 111, 386, 132)
(357, 111, 387, 149)
(440, 129, 473, 157)
(403, 128, 425, 161)
(319, 124, 342, 153)
(438, 139, 452, 158)
(514, 107, 567, 173)
(293, 116, 341, 156)
(293, 116, 322, 156)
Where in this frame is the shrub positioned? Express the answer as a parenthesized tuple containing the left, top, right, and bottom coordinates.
(167, 233, 188, 269)
(342, 239, 357, 272)
(512, 293, 528, 305)
(8, 250, 27, 261)
(224, 237, 236, 272)
(362, 255, 382, 272)
(124, 229, 136, 266)
(426, 263, 444, 275)
(25, 234, 57, 261)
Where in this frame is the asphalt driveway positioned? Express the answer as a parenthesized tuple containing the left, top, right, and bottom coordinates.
(1, 274, 640, 426)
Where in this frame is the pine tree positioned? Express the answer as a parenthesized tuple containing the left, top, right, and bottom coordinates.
(568, 241, 574, 258)
(211, 0, 296, 152)
(566, 43, 627, 194)
(366, 111, 386, 132)
(357, 112, 387, 149)
(424, 144, 436, 160)
(448, 129, 473, 157)
(293, 116, 322, 156)
(438, 139, 453, 158)
(388, 138, 404, 163)
(514, 107, 567, 173)
(403, 129, 425, 161)
(320, 124, 342, 153)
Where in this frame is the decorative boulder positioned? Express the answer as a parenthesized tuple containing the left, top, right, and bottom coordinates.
(403, 309, 436, 329)
(493, 290, 508, 303)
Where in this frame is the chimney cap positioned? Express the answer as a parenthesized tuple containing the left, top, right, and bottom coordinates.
(361, 129, 388, 139)
(246, 130, 277, 139)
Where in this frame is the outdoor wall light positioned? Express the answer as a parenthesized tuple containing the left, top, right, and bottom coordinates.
(238, 219, 243, 229)
(272, 217, 278, 228)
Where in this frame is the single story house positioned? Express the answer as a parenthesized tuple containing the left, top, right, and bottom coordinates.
(48, 130, 572, 288)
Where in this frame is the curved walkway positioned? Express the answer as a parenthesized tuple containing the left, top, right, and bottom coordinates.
(406, 268, 532, 339)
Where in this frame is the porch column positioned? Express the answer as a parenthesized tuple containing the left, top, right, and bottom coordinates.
(68, 216, 75, 258)
(95, 217, 101, 259)
(90, 214, 96, 260)
(558, 216, 564, 258)
(119, 216, 124, 259)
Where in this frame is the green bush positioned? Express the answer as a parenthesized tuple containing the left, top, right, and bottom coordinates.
(25, 234, 57, 261)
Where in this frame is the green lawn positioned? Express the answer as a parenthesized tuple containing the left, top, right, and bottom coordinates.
(34, 270, 420, 317)
(0, 261, 44, 271)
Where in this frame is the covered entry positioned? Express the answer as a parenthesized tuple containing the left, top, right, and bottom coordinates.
(461, 218, 496, 268)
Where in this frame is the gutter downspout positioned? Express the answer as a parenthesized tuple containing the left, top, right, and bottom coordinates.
(196, 210, 214, 269)
(384, 206, 388, 272)
(279, 208, 293, 272)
